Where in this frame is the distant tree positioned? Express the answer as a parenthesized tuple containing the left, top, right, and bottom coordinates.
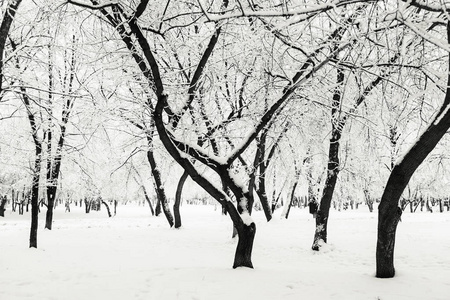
(0, 195, 7, 217)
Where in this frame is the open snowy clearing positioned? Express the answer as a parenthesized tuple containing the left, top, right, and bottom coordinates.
(1, 204, 450, 300)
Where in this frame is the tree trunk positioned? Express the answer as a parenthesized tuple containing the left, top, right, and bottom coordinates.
(312, 131, 341, 250)
(84, 199, 91, 213)
(426, 199, 433, 213)
(11, 189, 16, 212)
(101, 200, 112, 217)
(148, 150, 174, 227)
(284, 181, 298, 219)
(255, 132, 272, 221)
(29, 150, 41, 248)
(376, 181, 404, 278)
(45, 186, 56, 230)
(233, 222, 256, 269)
(0, 196, 6, 217)
(144, 119, 174, 226)
(155, 197, 161, 216)
(142, 187, 154, 216)
(174, 170, 188, 228)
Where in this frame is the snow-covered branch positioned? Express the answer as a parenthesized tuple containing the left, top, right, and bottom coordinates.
(225, 40, 352, 166)
(403, 0, 450, 12)
(198, 0, 377, 22)
(67, 0, 118, 10)
(399, 17, 450, 52)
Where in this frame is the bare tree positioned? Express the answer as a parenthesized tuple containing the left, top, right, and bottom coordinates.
(66, 0, 360, 268)
(376, 2, 450, 278)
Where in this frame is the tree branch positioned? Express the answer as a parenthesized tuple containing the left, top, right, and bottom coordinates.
(67, 0, 118, 10)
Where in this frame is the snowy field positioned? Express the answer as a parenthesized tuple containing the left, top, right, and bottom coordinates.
(1, 203, 450, 300)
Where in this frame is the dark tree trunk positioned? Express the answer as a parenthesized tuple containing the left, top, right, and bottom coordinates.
(101, 200, 112, 217)
(45, 186, 56, 230)
(145, 119, 174, 227)
(256, 188, 272, 221)
(29, 150, 41, 248)
(142, 186, 154, 216)
(148, 149, 174, 227)
(0, 196, 6, 217)
(271, 189, 283, 213)
(255, 132, 271, 221)
(18, 201, 24, 215)
(84, 199, 91, 213)
(312, 63, 345, 251)
(312, 131, 341, 250)
(155, 197, 161, 216)
(11, 189, 16, 212)
(284, 181, 299, 219)
(426, 199, 433, 213)
(233, 222, 256, 269)
(174, 170, 188, 228)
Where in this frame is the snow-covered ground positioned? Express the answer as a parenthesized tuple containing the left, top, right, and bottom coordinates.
(1, 203, 449, 300)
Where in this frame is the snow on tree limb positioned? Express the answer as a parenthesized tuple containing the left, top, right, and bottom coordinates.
(403, 0, 450, 12)
(226, 41, 353, 166)
(67, 0, 118, 10)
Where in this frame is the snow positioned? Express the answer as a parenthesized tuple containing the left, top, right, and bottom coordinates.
(434, 103, 450, 126)
(1, 204, 450, 300)
(239, 211, 254, 226)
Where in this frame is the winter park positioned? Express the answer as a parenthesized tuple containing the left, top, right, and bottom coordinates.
(1, 1, 450, 299)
